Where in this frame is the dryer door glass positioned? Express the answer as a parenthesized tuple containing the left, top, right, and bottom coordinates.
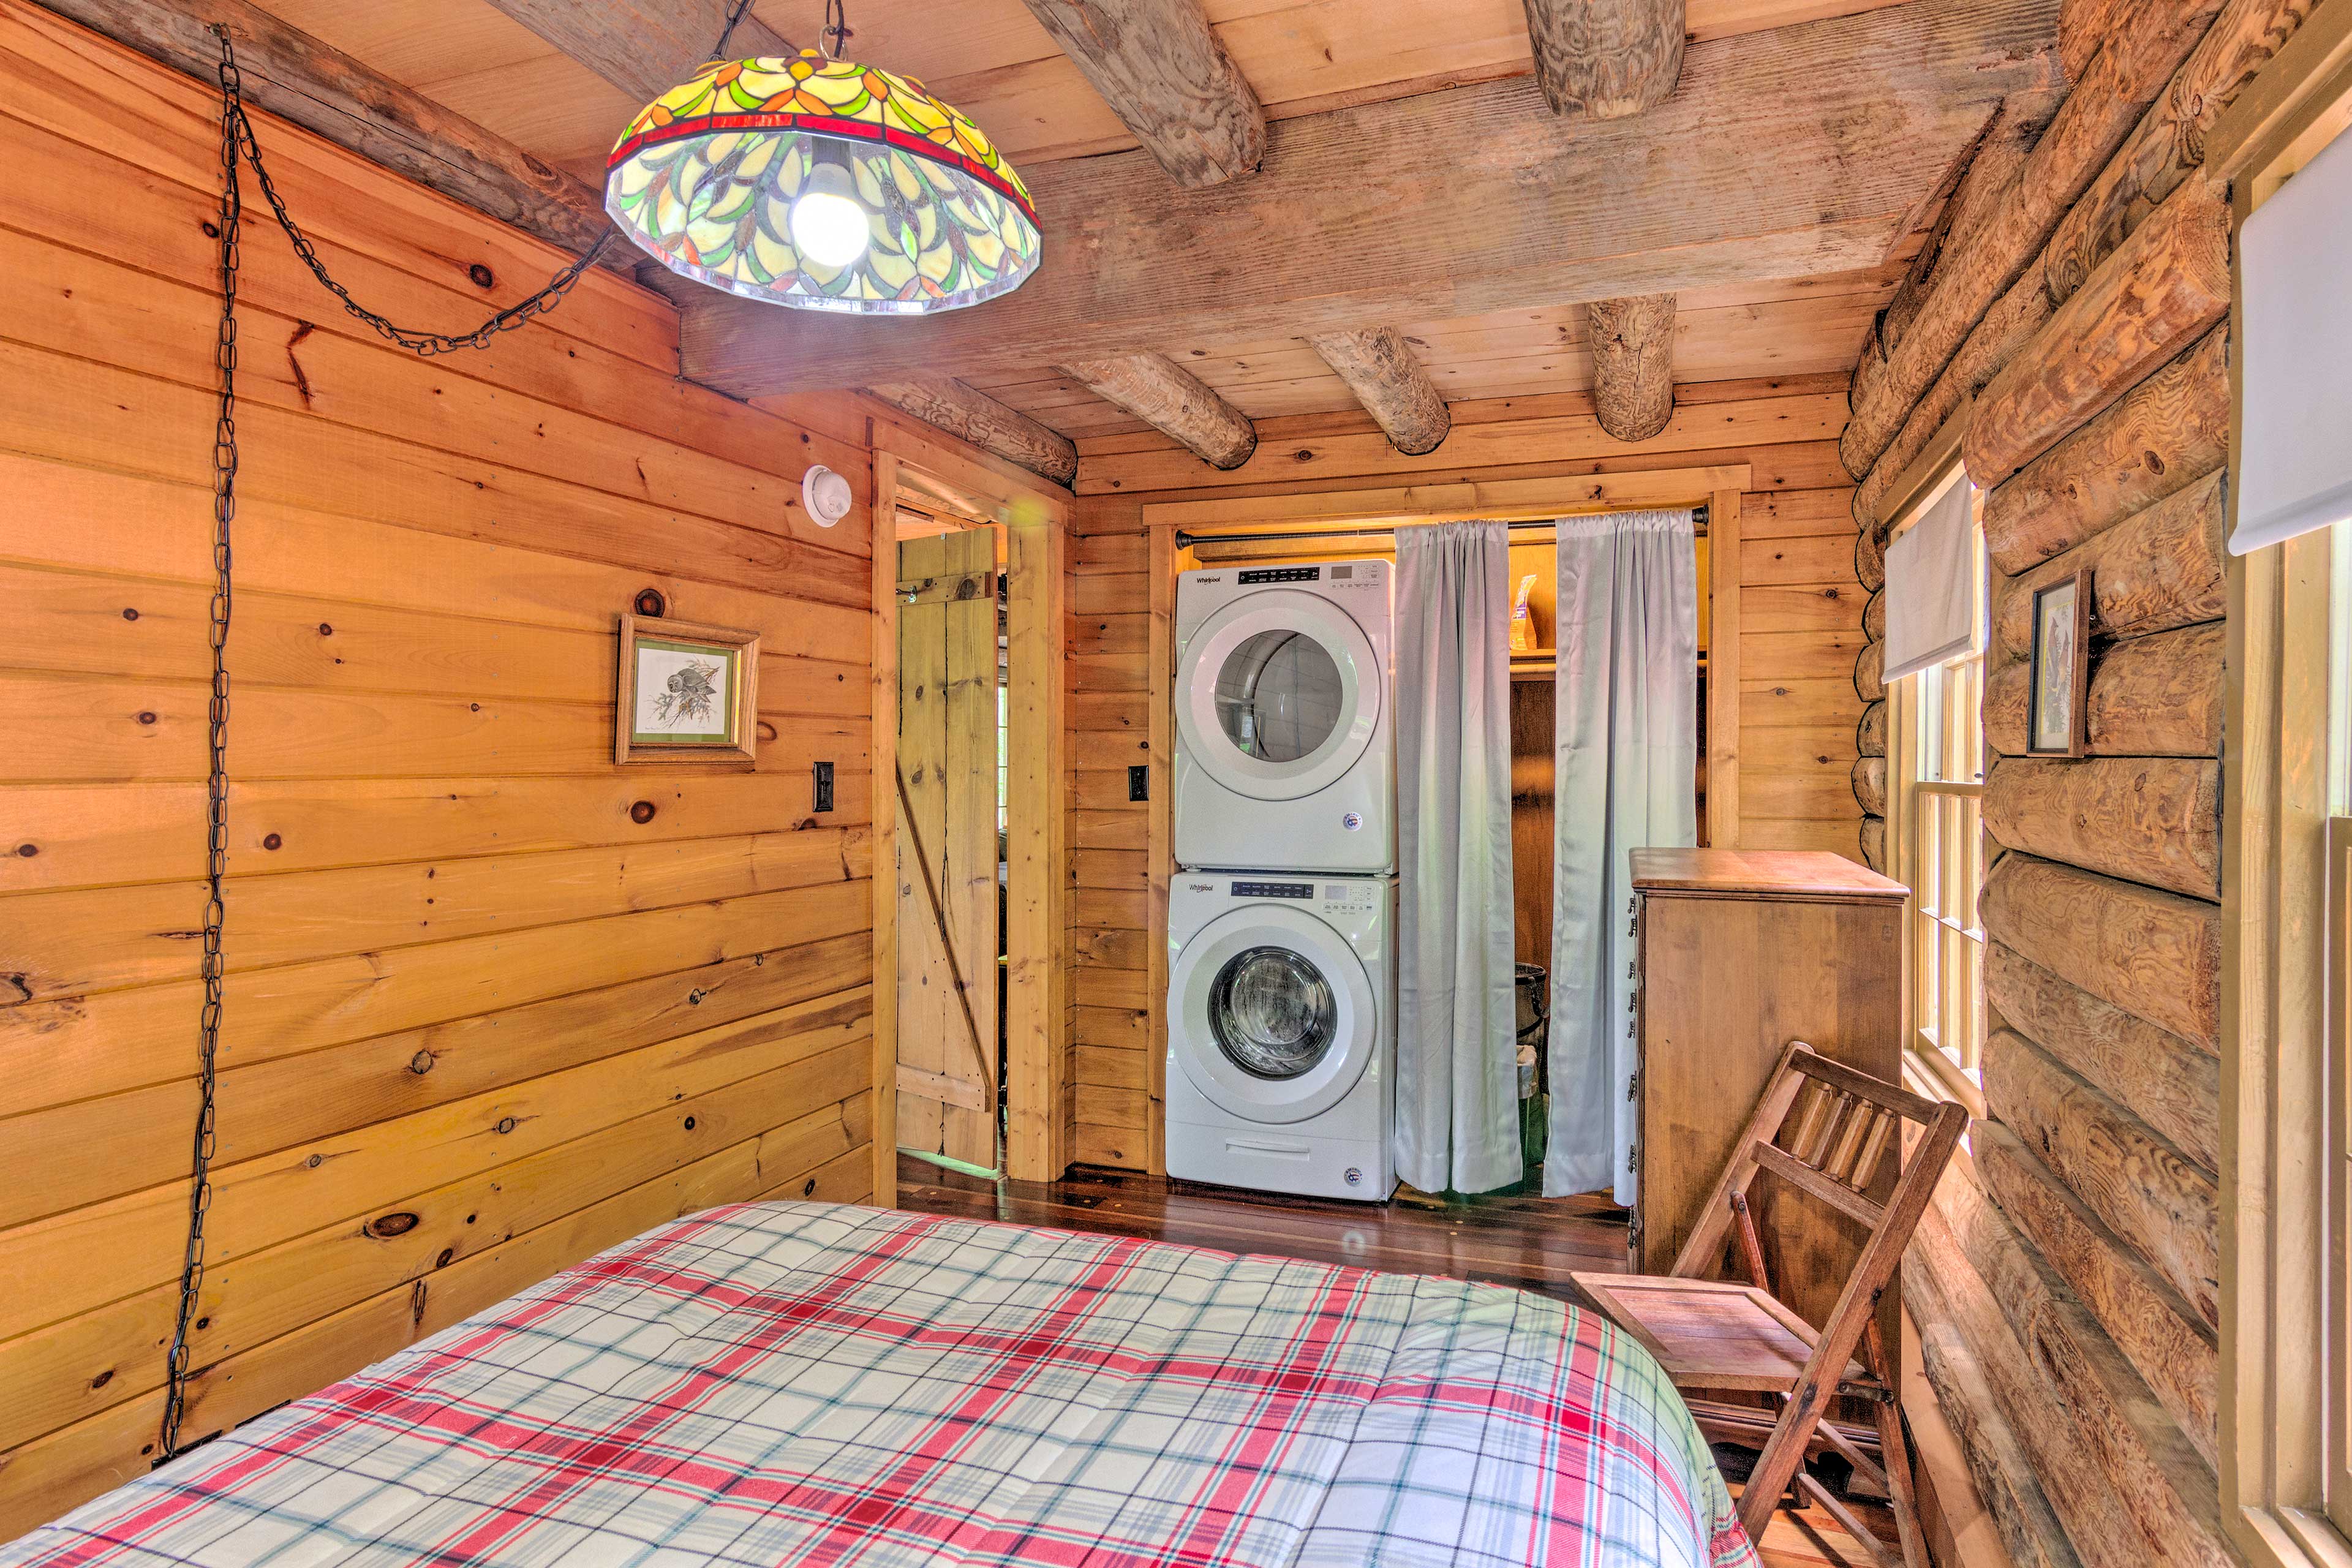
(1214, 631, 1343, 764)
(1209, 946, 1337, 1079)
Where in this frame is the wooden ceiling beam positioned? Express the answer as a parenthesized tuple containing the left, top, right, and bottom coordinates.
(865, 378, 1079, 488)
(475, 0, 796, 108)
(1521, 0, 1686, 119)
(1060, 354, 1257, 470)
(680, 0, 2059, 396)
(1307, 328, 1450, 455)
(1014, 0, 1265, 187)
(1589, 295, 1677, 441)
(32, 0, 624, 270)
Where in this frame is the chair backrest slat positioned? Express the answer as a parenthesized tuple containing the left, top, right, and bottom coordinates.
(1803, 1091, 1855, 1167)
(1781, 1082, 1833, 1164)
(1751, 1140, 1885, 1229)
(1789, 1049, 1940, 1123)
(1670, 1040, 1960, 1289)
(1847, 1109, 1894, 1193)
(1823, 1105, 1868, 1185)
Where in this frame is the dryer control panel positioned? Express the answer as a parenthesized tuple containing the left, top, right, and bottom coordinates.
(1230, 880, 1316, 899)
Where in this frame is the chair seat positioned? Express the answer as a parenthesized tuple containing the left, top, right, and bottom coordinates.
(1569, 1272, 1875, 1396)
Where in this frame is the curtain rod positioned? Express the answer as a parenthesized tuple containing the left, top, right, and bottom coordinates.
(1175, 503, 1708, 551)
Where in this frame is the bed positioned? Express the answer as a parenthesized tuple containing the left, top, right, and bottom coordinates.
(1, 1202, 1757, 1567)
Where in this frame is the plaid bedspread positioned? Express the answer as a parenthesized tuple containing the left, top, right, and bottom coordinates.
(3, 1202, 1755, 1567)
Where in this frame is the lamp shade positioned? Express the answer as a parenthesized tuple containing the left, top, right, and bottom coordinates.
(606, 50, 1041, 315)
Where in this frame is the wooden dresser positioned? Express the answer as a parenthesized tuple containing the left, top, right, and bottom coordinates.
(1629, 848, 1909, 1353)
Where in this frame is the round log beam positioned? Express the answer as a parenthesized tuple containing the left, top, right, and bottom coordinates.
(1588, 294, 1676, 442)
(1306, 328, 1450, 456)
(1520, 0, 1685, 119)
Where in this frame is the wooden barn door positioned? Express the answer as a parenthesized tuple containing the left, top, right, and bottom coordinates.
(895, 529, 1001, 1173)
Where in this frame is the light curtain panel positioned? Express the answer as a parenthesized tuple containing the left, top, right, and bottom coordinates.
(2234, 124, 2352, 554)
(1883, 474, 1981, 682)
(1548, 509, 1699, 1202)
(1392, 521, 1521, 1197)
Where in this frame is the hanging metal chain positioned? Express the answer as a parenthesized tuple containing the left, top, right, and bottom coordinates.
(715, 0, 761, 58)
(820, 0, 853, 59)
(217, 36, 612, 356)
(154, 0, 780, 1461)
(158, 28, 245, 1466)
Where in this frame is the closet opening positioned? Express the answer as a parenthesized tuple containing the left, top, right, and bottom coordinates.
(1172, 490, 1725, 1205)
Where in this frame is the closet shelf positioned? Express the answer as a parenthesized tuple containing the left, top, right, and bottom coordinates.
(1509, 650, 1708, 682)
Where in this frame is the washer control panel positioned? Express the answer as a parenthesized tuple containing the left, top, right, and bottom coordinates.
(1230, 880, 1315, 899)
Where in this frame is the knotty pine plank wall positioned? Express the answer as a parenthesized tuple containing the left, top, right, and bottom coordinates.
(1065, 374, 1868, 1170)
(0, 6, 879, 1534)
(1831, 0, 2294, 1551)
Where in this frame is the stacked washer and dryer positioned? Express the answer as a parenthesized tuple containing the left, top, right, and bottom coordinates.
(1166, 560, 1397, 1202)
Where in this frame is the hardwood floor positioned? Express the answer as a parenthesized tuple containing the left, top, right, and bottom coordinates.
(899, 1157, 1629, 1289)
(895, 1157, 1891, 1568)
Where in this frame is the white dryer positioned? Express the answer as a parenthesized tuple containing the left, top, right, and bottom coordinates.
(1166, 873, 1394, 1202)
(1174, 560, 1392, 874)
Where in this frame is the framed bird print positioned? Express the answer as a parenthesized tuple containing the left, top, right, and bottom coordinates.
(2026, 571, 2091, 758)
(616, 614, 761, 766)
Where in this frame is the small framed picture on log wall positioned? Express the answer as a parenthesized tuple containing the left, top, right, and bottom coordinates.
(616, 614, 761, 766)
(2026, 571, 2091, 757)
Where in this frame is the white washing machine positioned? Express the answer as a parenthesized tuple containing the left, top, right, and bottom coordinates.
(1174, 560, 1392, 874)
(1166, 873, 1394, 1202)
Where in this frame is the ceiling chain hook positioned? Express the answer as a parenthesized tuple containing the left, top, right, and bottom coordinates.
(821, 0, 853, 60)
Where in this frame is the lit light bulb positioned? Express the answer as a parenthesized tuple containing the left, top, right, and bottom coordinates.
(789, 163, 870, 268)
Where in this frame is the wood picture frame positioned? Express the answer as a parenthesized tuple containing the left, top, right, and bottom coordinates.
(2025, 570, 2092, 757)
(614, 614, 761, 766)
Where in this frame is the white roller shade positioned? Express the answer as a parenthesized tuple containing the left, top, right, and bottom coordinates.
(1883, 475, 1980, 682)
(2233, 125, 2352, 555)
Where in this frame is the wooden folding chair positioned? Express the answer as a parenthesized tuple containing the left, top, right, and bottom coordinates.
(1571, 1041, 1967, 1567)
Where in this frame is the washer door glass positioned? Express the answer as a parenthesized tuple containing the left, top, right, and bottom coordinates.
(1215, 632, 1343, 764)
(1168, 903, 1378, 1125)
(1210, 945, 1336, 1079)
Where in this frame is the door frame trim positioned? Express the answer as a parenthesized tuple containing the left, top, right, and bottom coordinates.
(869, 409, 1074, 1191)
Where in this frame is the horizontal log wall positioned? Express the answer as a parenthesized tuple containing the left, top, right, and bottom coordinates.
(1841, 0, 2309, 1549)
(1068, 377, 1866, 1170)
(0, 7, 877, 1535)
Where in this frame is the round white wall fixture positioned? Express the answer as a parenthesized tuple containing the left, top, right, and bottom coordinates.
(802, 464, 853, 527)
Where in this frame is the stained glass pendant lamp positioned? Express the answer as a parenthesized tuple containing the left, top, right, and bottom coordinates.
(605, 8, 1041, 315)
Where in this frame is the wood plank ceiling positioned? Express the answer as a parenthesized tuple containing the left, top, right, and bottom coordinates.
(231, 0, 2042, 479)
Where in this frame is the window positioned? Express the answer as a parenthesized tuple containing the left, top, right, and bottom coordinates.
(1887, 471, 1987, 1112)
(2233, 491, 2352, 1568)
(2218, 12, 2352, 1560)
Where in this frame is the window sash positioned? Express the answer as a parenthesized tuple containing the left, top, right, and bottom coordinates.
(1888, 471, 1988, 1116)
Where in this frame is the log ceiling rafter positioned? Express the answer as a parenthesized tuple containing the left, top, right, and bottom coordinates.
(1306, 328, 1450, 455)
(475, 0, 797, 104)
(679, 0, 2062, 396)
(1059, 353, 1257, 470)
(1521, 0, 1686, 118)
(1588, 293, 1678, 440)
(1015, 0, 1266, 187)
(865, 378, 1080, 488)
(29, 0, 625, 270)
